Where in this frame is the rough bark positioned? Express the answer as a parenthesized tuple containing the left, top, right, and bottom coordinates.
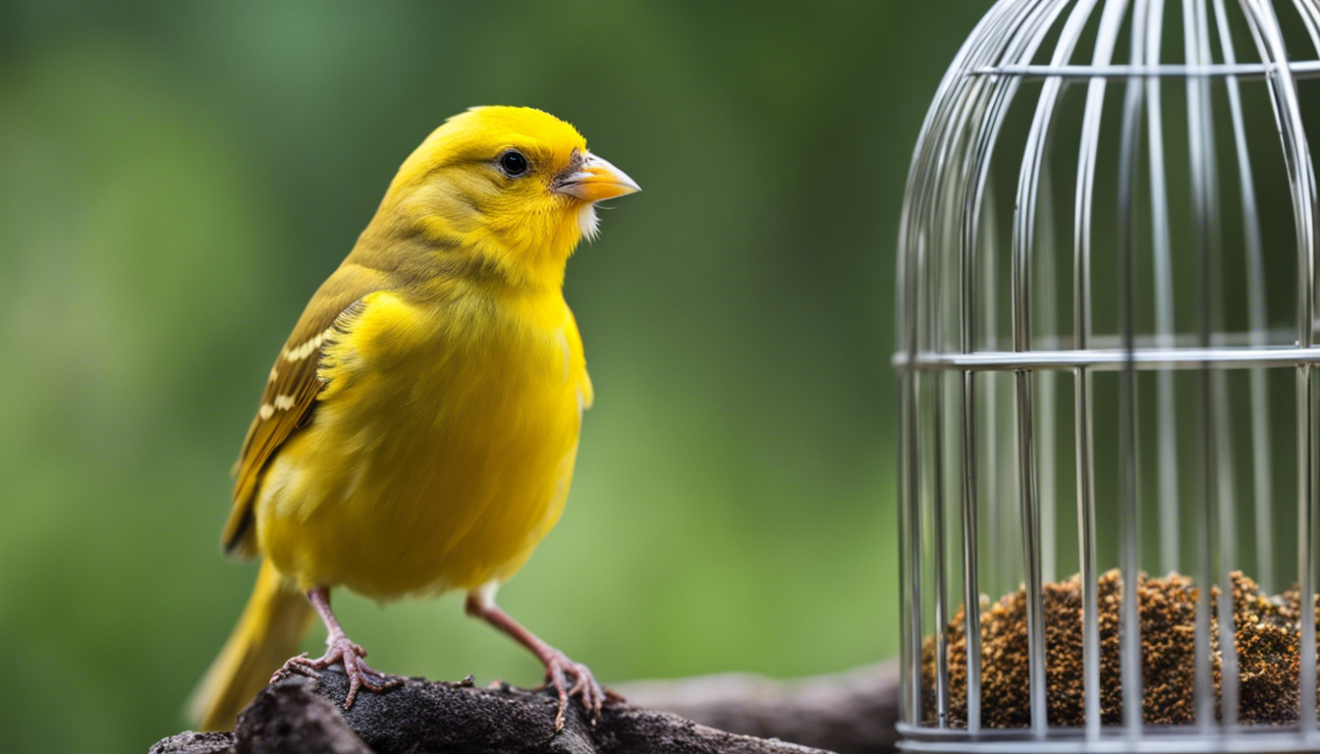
(618, 660, 900, 754)
(149, 668, 837, 754)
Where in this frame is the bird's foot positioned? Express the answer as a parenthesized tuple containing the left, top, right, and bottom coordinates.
(270, 634, 401, 708)
(541, 649, 606, 731)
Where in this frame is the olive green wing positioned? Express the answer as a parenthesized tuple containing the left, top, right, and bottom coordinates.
(222, 264, 388, 557)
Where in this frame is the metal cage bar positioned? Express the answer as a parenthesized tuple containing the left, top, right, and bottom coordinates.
(1238, 0, 1319, 736)
(1182, 0, 1223, 733)
(1116, 0, 1148, 738)
(1074, 0, 1129, 737)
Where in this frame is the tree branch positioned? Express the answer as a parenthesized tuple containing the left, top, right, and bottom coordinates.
(617, 660, 900, 754)
(150, 668, 835, 754)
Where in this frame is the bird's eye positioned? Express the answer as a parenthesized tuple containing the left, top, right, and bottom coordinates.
(499, 150, 529, 177)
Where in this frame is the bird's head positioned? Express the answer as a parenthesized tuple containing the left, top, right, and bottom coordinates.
(375, 106, 640, 288)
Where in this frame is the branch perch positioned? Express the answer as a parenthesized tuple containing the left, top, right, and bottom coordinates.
(617, 660, 900, 754)
(150, 668, 835, 754)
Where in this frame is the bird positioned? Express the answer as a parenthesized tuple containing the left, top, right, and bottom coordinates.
(190, 106, 640, 733)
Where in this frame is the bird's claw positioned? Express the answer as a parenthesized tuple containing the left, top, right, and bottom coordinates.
(542, 651, 606, 731)
(271, 652, 315, 683)
(270, 635, 400, 708)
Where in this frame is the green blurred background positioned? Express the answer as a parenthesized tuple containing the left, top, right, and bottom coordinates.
(0, 2, 987, 751)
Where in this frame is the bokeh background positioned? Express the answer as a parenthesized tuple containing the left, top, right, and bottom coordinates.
(0, 3, 989, 751)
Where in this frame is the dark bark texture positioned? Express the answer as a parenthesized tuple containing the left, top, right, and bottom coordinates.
(149, 668, 846, 754)
(618, 661, 900, 754)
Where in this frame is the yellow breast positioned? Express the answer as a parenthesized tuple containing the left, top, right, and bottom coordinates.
(254, 283, 591, 600)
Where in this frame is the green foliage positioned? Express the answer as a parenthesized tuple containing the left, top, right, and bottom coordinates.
(0, 2, 984, 751)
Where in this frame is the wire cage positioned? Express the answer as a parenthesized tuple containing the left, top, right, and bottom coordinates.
(895, 0, 1320, 751)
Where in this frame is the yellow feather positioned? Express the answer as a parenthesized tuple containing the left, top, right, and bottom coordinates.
(191, 560, 314, 731)
(193, 106, 637, 728)
(259, 283, 590, 597)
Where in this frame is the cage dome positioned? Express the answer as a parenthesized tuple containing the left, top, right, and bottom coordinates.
(895, 0, 1320, 751)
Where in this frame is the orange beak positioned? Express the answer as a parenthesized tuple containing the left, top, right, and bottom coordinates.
(554, 153, 641, 202)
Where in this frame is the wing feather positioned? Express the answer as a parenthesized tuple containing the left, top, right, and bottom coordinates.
(222, 264, 389, 557)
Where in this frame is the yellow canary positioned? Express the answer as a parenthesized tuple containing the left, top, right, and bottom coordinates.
(190, 106, 639, 732)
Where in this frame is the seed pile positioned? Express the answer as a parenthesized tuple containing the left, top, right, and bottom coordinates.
(920, 571, 1314, 726)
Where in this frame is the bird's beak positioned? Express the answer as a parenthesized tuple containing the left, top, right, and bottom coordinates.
(555, 153, 641, 202)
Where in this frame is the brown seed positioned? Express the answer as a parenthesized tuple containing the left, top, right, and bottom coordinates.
(921, 571, 1314, 727)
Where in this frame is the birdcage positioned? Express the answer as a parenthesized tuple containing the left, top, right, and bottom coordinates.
(894, 0, 1320, 750)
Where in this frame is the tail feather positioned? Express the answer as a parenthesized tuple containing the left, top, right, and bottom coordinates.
(190, 560, 316, 731)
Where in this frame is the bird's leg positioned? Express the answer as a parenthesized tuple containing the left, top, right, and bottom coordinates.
(465, 591, 608, 730)
(271, 586, 400, 708)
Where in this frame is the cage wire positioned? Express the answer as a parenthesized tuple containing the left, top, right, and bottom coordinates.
(895, 0, 1320, 751)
